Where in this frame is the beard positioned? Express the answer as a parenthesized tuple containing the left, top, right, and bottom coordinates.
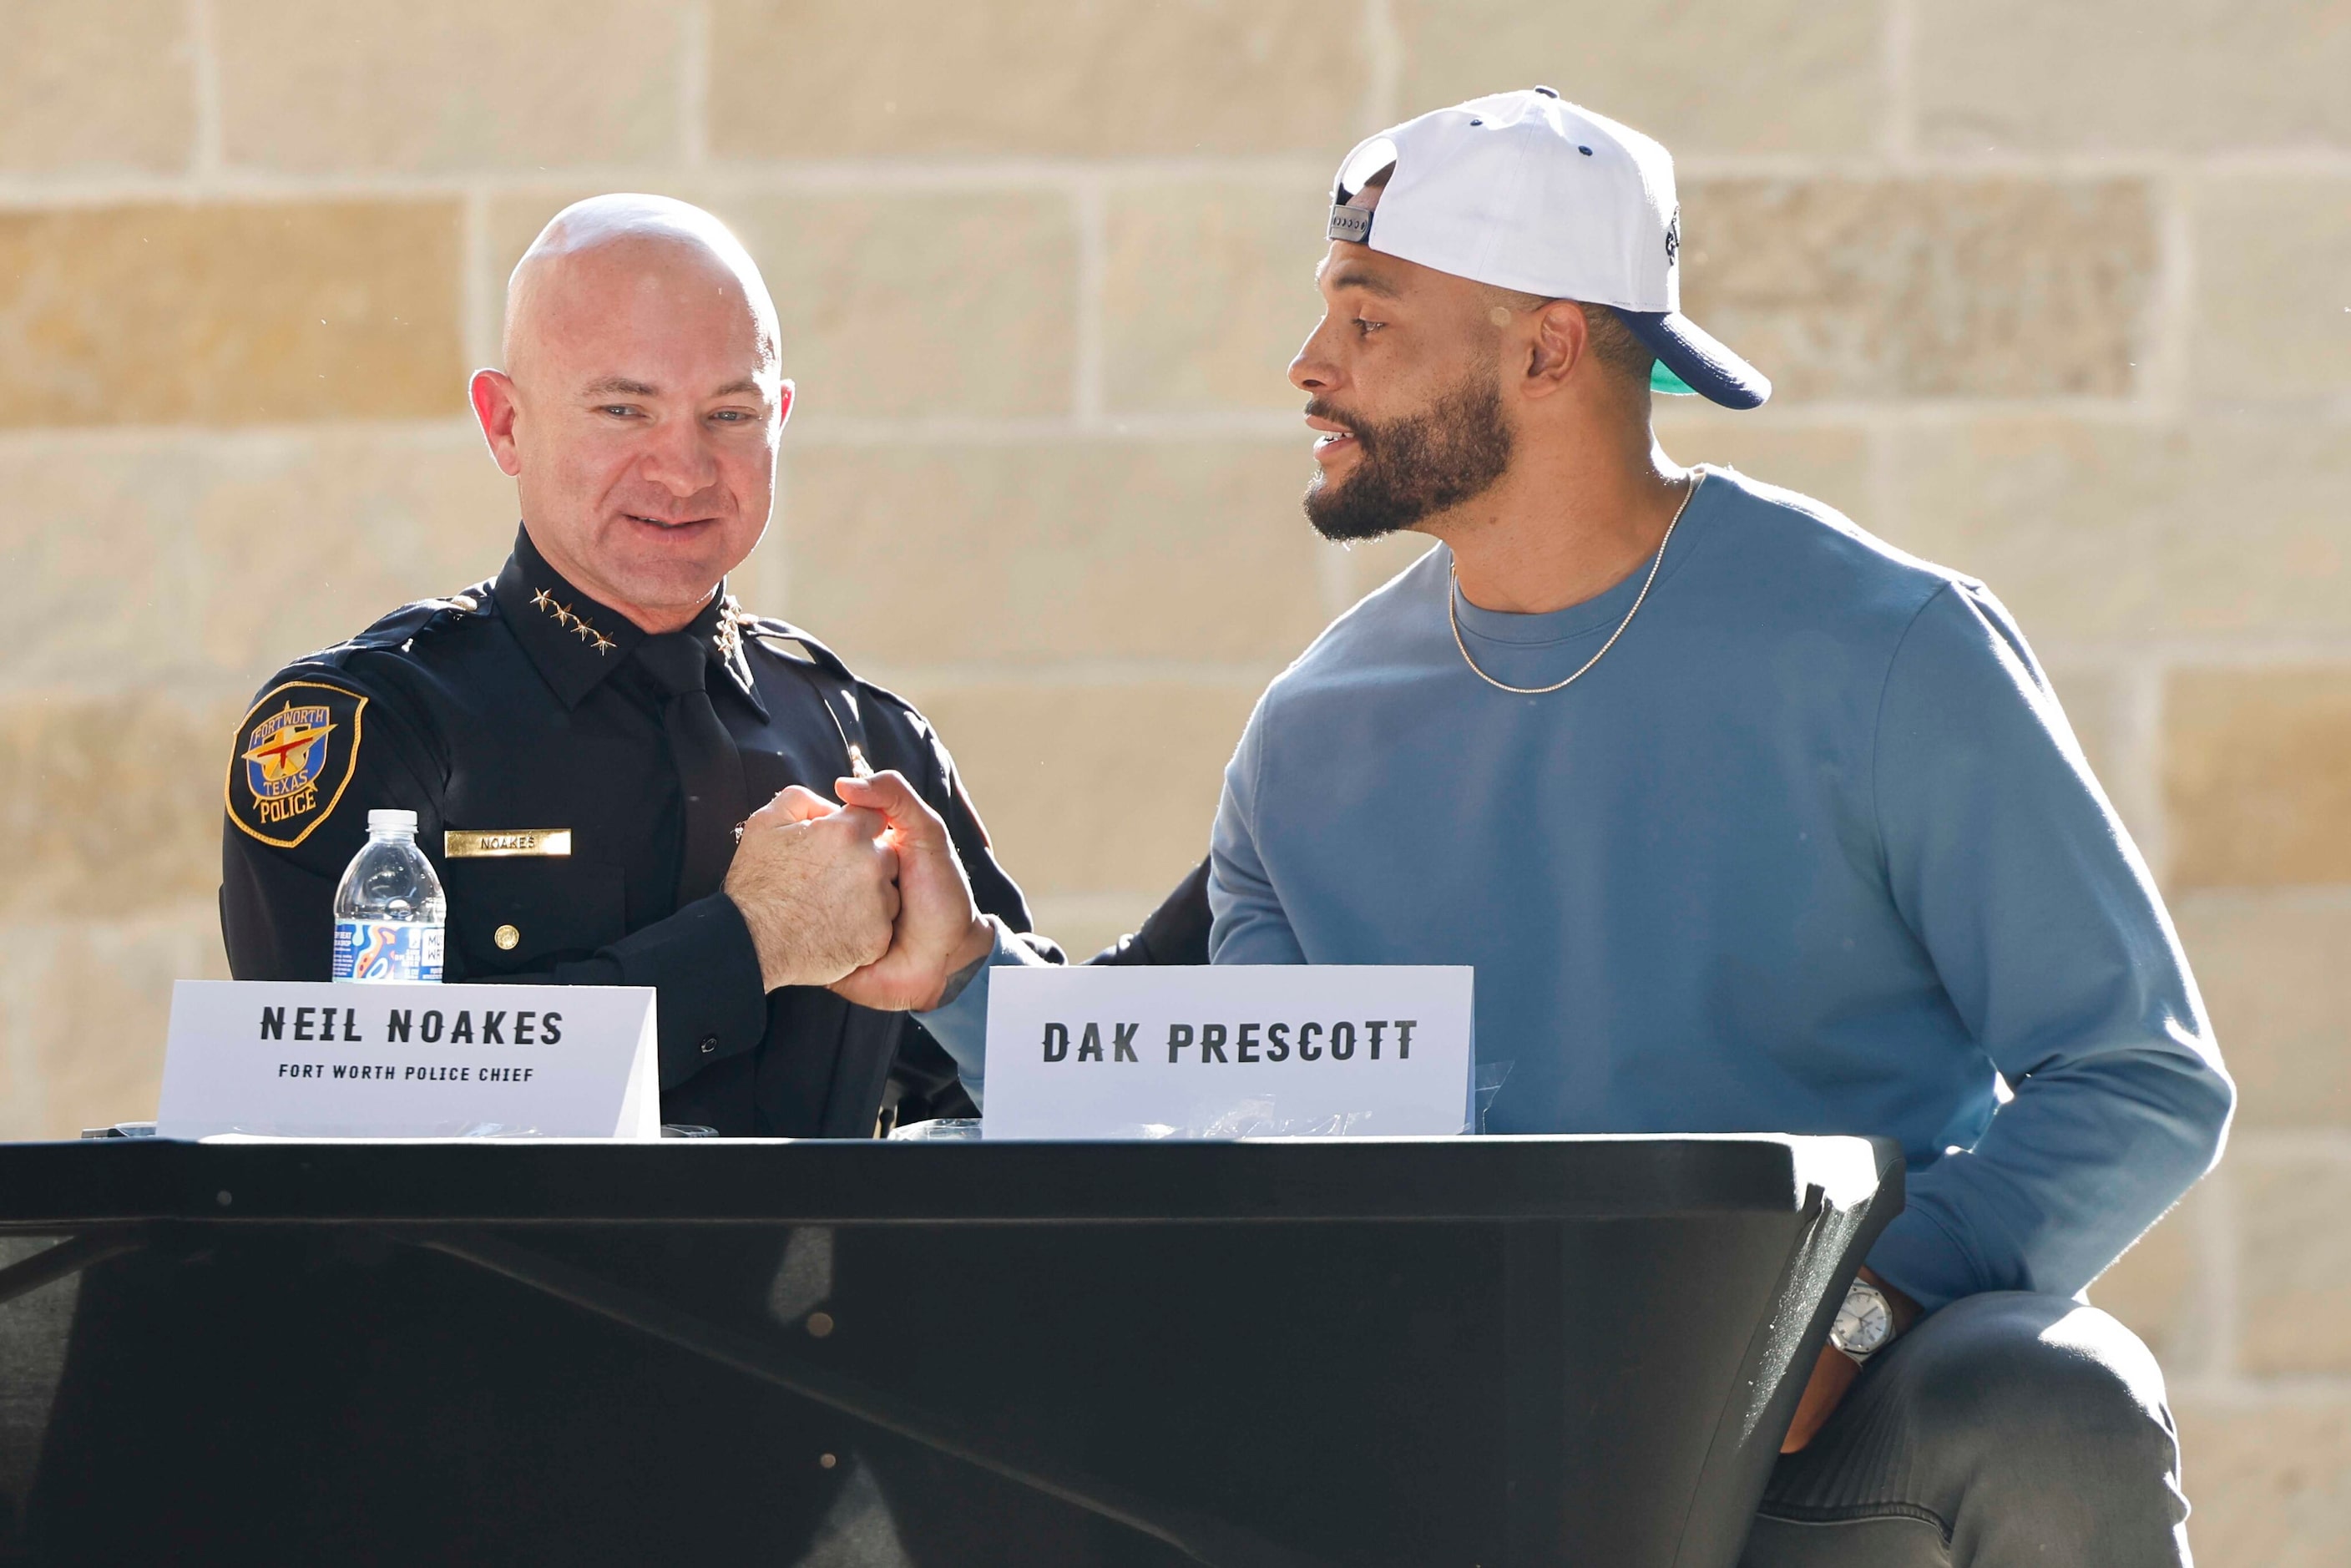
(1302, 372, 1515, 542)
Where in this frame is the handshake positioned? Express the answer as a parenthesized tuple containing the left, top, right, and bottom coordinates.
(720, 772, 996, 1012)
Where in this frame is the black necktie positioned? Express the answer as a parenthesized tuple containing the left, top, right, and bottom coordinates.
(638, 633, 751, 906)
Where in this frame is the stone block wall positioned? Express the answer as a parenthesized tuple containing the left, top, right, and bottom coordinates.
(0, 2, 2343, 1552)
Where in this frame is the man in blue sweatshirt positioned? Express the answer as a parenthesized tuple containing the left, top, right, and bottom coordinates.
(863, 89, 2232, 1565)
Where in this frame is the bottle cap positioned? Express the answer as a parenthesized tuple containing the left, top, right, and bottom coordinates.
(367, 809, 419, 832)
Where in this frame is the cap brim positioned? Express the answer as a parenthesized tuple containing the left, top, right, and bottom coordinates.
(1612, 309, 1771, 410)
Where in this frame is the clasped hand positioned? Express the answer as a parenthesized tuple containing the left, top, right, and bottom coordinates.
(721, 771, 992, 1010)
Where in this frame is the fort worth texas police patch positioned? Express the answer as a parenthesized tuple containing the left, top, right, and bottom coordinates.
(225, 680, 367, 849)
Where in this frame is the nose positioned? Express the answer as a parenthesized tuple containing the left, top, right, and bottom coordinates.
(638, 411, 718, 497)
(1290, 313, 1341, 395)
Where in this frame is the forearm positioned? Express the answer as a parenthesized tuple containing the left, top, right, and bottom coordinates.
(229, 836, 772, 1090)
(1866, 1051, 2233, 1310)
(494, 894, 772, 1090)
(1871, 582, 2234, 1308)
(911, 916, 1055, 1108)
(1089, 857, 1213, 967)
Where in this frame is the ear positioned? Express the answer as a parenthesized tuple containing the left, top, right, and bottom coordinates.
(1519, 301, 1594, 402)
(776, 377, 796, 432)
(470, 368, 523, 478)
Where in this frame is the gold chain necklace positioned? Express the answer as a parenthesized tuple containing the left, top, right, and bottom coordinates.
(1447, 474, 1702, 696)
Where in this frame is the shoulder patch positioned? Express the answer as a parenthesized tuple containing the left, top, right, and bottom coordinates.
(226, 680, 367, 848)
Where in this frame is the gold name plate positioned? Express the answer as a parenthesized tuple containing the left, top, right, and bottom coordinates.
(444, 828, 573, 858)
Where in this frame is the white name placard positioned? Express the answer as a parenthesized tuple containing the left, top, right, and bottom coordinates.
(156, 980, 660, 1140)
(981, 965, 1474, 1141)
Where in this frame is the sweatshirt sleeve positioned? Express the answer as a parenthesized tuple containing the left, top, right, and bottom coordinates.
(908, 918, 1054, 1109)
(1206, 693, 1309, 966)
(1866, 581, 2234, 1310)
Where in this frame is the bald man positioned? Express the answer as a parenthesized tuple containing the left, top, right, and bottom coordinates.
(218, 194, 1199, 1136)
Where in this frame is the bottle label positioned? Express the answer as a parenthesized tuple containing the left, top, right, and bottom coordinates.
(333, 921, 445, 984)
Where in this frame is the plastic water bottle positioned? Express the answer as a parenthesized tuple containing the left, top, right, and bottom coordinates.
(332, 809, 447, 983)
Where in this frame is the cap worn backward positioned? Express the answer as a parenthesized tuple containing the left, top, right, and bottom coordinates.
(1326, 86, 1770, 412)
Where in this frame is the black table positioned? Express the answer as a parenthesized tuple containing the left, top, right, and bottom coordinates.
(0, 1136, 1899, 1567)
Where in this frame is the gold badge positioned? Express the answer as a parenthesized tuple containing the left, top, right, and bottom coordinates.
(226, 681, 367, 849)
(444, 829, 574, 858)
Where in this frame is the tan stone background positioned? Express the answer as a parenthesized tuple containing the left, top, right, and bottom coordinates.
(0, 0, 2345, 1554)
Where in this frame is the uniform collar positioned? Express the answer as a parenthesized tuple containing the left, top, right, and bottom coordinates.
(495, 527, 765, 718)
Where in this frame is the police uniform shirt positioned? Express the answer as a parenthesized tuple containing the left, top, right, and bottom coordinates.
(220, 526, 1037, 1136)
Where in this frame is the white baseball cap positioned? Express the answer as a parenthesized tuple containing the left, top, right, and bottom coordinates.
(1327, 86, 1769, 409)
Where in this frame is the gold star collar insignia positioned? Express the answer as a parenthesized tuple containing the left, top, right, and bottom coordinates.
(715, 594, 747, 665)
(531, 587, 614, 655)
(714, 594, 760, 694)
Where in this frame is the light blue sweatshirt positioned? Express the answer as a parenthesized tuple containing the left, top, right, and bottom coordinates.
(924, 467, 2233, 1312)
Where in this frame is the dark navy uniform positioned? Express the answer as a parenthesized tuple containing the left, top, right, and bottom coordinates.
(220, 526, 1206, 1136)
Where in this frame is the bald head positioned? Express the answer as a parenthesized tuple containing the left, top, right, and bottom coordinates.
(503, 194, 780, 380)
(472, 194, 791, 635)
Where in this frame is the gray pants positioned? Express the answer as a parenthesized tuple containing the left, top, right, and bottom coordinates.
(1741, 1292, 2192, 1566)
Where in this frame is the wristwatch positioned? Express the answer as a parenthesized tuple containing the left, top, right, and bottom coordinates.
(1828, 1278, 1898, 1364)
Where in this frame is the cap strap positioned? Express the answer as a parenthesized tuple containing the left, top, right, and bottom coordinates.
(1327, 205, 1373, 244)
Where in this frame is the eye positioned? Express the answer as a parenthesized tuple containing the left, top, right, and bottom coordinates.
(1352, 317, 1386, 337)
(599, 404, 637, 418)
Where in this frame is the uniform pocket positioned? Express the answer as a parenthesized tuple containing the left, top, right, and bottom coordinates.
(439, 857, 628, 978)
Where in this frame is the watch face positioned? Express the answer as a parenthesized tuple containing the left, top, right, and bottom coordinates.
(1831, 1283, 1893, 1357)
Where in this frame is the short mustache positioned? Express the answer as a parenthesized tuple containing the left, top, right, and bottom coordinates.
(1302, 400, 1380, 450)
